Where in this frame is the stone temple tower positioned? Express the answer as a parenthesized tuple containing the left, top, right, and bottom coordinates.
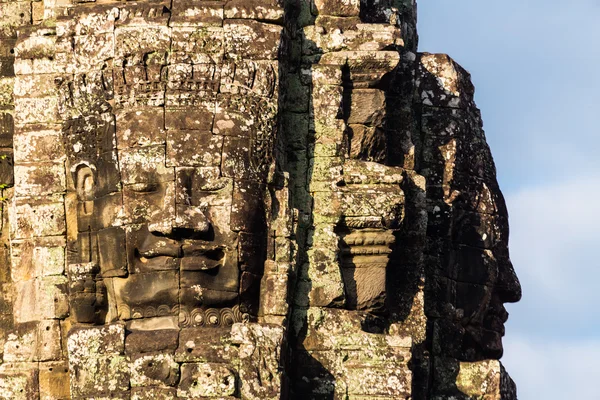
(0, 0, 521, 399)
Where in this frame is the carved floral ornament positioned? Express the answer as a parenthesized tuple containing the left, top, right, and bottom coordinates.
(0, 1, 520, 399)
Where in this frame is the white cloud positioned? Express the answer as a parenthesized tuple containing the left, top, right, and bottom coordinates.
(503, 336, 600, 400)
(507, 177, 600, 316)
(500, 177, 600, 399)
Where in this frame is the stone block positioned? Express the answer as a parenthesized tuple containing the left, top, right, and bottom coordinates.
(224, 20, 282, 60)
(230, 180, 266, 232)
(231, 324, 284, 400)
(122, 182, 173, 225)
(178, 362, 237, 398)
(175, 167, 233, 207)
(348, 124, 386, 162)
(309, 156, 343, 184)
(282, 73, 309, 113)
(115, 107, 166, 149)
(13, 75, 57, 99)
(38, 320, 63, 361)
(418, 53, 475, 109)
(0, 2, 31, 38)
(313, 0, 359, 16)
(131, 387, 177, 400)
(220, 60, 278, 97)
(300, 347, 412, 397)
(57, 6, 118, 37)
(87, 193, 125, 232)
(3, 322, 38, 362)
(112, 271, 179, 320)
(0, 148, 13, 187)
(455, 360, 515, 399)
(0, 112, 13, 148)
(68, 323, 126, 355)
(165, 105, 215, 131)
(0, 38, 15, 76)
(238, 232, 267, 274)
(170, 0, 224, 26)
(346, 88, 385, 125)
(0, 362, 39, 400)
(220, 136, 253, 180)
(214, 94, 276, 137)
(130, 352, 179, 387)
(97, 225, 128, 277)
(224, 0, 284, 21)
(114, 26, 171, 63)
(171, 27, 225, 64)
(116, 1, 171, 27)
(282, 112, 309, 151)
(305, 259, 346, 308)
(339, 266, 386, 311)
(14, 277, 68, 323)
(0, 77, 13, 108)
(14, 162, 66, 196)
(167, 130, 222, 167)
(13, 124, 64, 163)
(11, 197, 66, 239)
(175, 327, 238, 363)
(39, 362, 70, 400)
(304, 20, 402, 53)
(67, 324, 129, 398)
(15, 30, 55, 59)
(259, 273, 290, 317)
(118, 145, 174, 185)
(299, 308, 411, 351)
(14, 97, 59, 125)
(125, 328, 179, 354)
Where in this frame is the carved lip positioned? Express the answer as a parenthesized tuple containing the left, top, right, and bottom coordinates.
(181, 244, 226, 271)
(137, 243, 226, 271)
(137, 243, 182, 259)
(483, 306, 509, 335)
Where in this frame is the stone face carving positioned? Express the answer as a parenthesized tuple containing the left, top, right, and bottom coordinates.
(0, 1, 521, 399)
(56, 3, 281, 331)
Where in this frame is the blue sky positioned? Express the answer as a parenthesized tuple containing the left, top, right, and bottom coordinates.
(418, 1, 600, 398)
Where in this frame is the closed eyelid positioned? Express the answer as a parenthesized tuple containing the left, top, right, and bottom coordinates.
(196, 178, 230, 192)
(129, 182, 159, 193)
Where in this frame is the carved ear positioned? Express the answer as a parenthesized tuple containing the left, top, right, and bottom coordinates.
(75, 165, 95, 214)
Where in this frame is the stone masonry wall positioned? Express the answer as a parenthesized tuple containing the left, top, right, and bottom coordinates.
(0, 1, 521, 399)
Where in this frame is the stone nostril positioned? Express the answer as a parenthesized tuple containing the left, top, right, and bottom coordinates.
(148, 220, 173, 237)
(175, 205, 211, 232)
(496, 282, 522, 304)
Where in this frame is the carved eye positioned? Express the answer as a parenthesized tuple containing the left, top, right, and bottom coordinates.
(129, 182, 159, 193)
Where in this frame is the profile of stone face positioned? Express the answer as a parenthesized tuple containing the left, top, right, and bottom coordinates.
(418, 53, 522, 362)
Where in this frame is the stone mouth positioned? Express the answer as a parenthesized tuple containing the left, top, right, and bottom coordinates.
(482, 305, 509, 335)
(180, 254, 225, 271)
(137, 243, 182, 259)
(137, 244, 226, 271)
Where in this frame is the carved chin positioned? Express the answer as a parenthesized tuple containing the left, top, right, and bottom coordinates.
(464, 325, 505, 360)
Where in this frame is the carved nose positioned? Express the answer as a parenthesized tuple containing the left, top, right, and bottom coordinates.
(148, 205, 210, 236)
(174, 205, 210, 233)
(496, 258, 522, 303)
